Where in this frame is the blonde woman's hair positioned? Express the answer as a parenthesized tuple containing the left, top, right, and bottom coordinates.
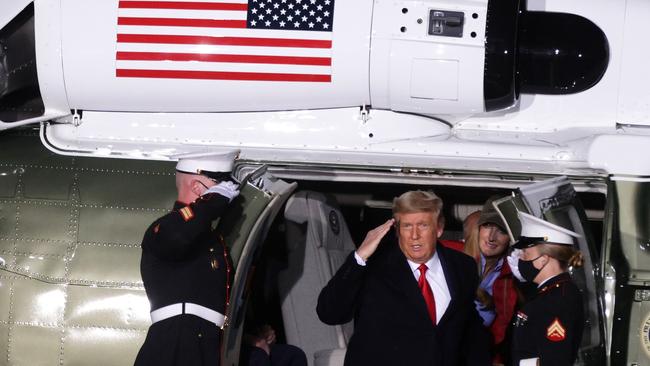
(537, 243, 583, 269)
(463, 210, 482, 260)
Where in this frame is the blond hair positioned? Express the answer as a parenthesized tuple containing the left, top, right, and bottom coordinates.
(463, 210, 482, 260)
(463, 226, 481, 260)
(537, 243, 583, 269)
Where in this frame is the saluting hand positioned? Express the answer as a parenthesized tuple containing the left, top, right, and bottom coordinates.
(356, 218, 395, 261)
(203, 181, 240, 202)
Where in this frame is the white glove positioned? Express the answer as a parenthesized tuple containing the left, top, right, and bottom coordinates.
(507, 249, 526, 282)
(203, 181, 240, 202)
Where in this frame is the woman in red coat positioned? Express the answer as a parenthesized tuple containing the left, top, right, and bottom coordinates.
(465, 197, 522, 365)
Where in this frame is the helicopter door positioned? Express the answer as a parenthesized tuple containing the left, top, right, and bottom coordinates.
(493, 176, 606, 365)
(216, 165, 297, 366)
(605, 177, 650, 366)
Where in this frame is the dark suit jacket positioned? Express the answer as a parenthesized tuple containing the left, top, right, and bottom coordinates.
(511, 273, 583, 365)
(317, 241, 490, 366)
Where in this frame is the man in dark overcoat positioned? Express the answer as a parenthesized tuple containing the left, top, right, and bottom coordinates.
(317, 190, 490, 366)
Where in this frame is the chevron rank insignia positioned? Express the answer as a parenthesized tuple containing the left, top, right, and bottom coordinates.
(546, 318, 566, 342)
(179, 206, 194, 222)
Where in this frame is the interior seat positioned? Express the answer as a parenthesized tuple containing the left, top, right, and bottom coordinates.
(278, 191, 355, 366)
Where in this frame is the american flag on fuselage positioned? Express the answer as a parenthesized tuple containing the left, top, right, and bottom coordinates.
(115, 0, 334, 82)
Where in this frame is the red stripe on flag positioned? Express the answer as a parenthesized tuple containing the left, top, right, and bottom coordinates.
(116, 69, 331, 82)
(117, 51, 332, 66)
(118, 1, 248, 11)
(118, 17, 247, 28)
(117, 34, 332, 48)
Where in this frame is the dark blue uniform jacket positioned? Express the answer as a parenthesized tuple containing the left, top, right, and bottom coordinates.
(511, 272, 584, 366)
(135, 193, 232, 366)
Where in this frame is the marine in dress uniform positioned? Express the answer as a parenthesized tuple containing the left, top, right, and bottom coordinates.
(510, 212, 584, 366)
(134, 151, 241, 366)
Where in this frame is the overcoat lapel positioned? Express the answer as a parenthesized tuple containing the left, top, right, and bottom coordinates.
(437, 245, 461, 327)
(382, 244, 432, 323)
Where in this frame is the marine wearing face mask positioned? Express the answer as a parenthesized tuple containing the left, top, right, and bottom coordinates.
(508, 212, 584, 366)
(517, 252, 546, 282)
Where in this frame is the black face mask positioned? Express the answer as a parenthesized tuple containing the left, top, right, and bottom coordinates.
(518, 255, 544, 282)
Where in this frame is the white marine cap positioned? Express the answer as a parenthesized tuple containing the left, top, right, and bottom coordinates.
(512, 212, 581, 249)
(175, 150, 240, 178)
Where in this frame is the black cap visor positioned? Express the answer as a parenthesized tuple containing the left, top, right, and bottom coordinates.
(512, 236, 546, 249)
(176, 169, 233, 182)
(200, 170, 233, 181)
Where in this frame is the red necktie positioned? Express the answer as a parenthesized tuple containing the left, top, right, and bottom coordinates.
(418, 264, 437, 325)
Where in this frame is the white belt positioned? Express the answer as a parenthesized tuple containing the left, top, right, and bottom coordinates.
(150, 303, 226, 328)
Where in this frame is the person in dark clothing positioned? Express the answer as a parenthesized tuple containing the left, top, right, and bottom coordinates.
(241, 324, 308, 366)
(134, 151, 241, 366)
(510, 212, 584, 366)
(316, 190, 491, 366)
